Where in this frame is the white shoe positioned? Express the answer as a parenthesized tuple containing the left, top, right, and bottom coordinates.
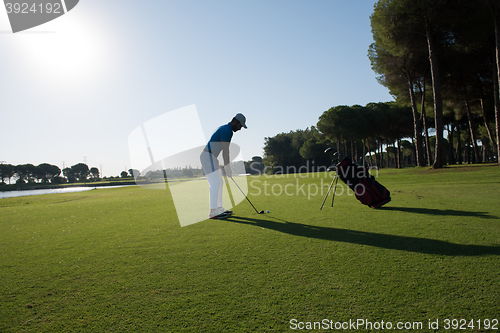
(209, 211, 228, 219)
(218, 207, 233, 215)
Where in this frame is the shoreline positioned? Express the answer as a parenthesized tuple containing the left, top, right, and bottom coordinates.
(0, 181, 139, 192)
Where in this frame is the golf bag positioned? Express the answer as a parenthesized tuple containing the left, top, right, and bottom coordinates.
(335, 157, 391, 208)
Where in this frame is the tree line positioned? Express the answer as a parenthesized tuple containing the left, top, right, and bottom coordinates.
(263, 102, 415, 171)
(369, 0, 499, 168)
(0, 162, 213, 186)
(0, 163, 102, 185)
(263, 0, 500, 171)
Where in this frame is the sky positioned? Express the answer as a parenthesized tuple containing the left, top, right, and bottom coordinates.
(0, 0, 393, 177)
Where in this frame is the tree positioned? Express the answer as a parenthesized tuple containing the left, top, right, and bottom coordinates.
(368, 3, 428, 166)
(146, 170, 167, 180)
(442, 0, 498, 164)
(364, 102, 394, 166)
(422, 1, 447, 168)
(316, 102, 412, 168)
(400, 140, 415, 166)
(37, 163, 61, 183)
(317, 105, 360, 155)
(63, 167, 76, 183)
(299, 137, 325, 161)
(120, 171, 128, 178)
(370, 0, 460, 168)
(181, 168, 193, 178)
(14, 164, 28, 183)
(65, 163, 89, 182)
(90, 167, 100, 180)
(368, 18, 427, 166)
(14, 164, 37, 183)
(129, 169, 140, 177)
(0, 164, 15, 184)
(386, 103, 414, 168)
(263, 129, 314, 172)
(245, 156, 265, 175)
(51, 176, 66, 184)
(486, 0, 500, 163)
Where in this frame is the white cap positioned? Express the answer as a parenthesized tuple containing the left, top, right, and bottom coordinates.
(234, 113, 247, 128)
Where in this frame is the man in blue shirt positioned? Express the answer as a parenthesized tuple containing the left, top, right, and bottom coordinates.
(200, 113, 247, 219)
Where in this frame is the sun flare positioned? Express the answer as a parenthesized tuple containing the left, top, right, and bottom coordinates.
(11, 13, 110, 89)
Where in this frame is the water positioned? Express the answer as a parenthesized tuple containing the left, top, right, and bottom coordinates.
(0, 185, 133, 199)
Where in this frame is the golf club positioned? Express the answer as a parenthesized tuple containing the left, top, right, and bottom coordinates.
(230, 176, 265, 214)
(224, 175, 236, 209)
(324, 147, 342, 160)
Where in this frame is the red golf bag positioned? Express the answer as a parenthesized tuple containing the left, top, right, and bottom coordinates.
(336, 157, 391, 208)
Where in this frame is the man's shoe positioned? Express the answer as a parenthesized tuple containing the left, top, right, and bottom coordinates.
(218, 207, 233, 215)
(209, 212, 228, 219)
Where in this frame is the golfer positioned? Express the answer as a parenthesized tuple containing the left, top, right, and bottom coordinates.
(200, 113, 247, 219)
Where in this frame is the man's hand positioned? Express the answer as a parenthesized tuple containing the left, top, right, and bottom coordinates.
(224, 165, 232, 178)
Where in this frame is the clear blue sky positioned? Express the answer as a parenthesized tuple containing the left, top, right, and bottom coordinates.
(0, 0, 393, 177)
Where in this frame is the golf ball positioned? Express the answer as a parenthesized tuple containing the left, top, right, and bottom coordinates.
(266, 210, 270, 213)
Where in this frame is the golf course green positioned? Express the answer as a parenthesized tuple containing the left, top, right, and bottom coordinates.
(1, 164, 499, 332)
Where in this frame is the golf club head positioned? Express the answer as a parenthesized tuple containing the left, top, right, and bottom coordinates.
(324, 149, 342, 171)
(324, 147, 342, 158)
(259, 210, 264, 214)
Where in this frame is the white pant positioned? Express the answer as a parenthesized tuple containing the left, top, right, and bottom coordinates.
(200, 151, 224, 210)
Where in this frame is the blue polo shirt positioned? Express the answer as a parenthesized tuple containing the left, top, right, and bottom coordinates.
(205, 122, 233, 157)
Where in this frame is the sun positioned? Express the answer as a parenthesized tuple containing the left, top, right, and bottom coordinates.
(10, 11, 111, 90)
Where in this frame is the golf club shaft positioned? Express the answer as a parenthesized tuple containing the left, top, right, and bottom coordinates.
(224, 175, 236, 208)
(230, 176, 261, 214)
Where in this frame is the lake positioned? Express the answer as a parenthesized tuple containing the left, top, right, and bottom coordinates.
(0, 185, 134, 199)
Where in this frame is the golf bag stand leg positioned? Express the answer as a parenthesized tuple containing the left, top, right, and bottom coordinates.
(330, 173, 339, 207)
(320, 172, 338, 210)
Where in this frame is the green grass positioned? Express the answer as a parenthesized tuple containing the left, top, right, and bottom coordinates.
(1, 164, 500, 332)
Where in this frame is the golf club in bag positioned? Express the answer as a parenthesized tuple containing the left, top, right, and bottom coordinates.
(321, 148, 391, 209)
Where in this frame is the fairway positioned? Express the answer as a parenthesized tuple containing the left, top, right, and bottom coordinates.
(1, 165, 500, 332)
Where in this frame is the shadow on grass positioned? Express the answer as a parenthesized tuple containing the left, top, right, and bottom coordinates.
(381, 206, 499, 219)
(227, 216, 500, 256)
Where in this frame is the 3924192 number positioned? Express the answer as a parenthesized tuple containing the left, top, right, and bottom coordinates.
(5, 2, 62, 14)
(443, 319, 498, 330)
